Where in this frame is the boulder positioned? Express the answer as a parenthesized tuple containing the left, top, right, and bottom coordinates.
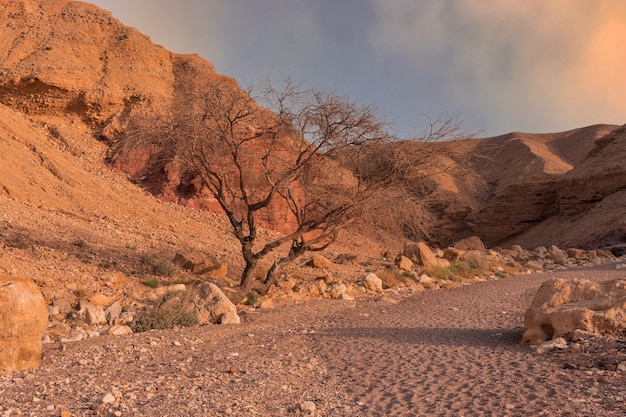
(187, 283, 239, 325)
(107, 325, 133, 336)
(443, 247, 464, 262)
(521, 278, 626, 345)
(0, 275, 49, 372)
(364, 273, 383, 292)
(402, 242, 448, 268)
(453, 236, 487, 252)
(84, 303, 107, 325)
(309, 255, 334, 270)
(173, 252, 227, 278)
(294, 279, 327, 298)
(328, 283, 347, 299)
(395, 255, 414, 272)
(566, 248, 586, 260)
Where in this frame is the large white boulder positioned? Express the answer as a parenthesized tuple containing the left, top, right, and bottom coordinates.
(522, 278, 626, 345)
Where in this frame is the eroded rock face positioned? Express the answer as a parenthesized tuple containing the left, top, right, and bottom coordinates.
(522, 278, 626, 346)
(0, 274, 49, 372)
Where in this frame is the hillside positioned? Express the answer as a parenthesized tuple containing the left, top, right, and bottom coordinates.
(0, 0, 624, 265)
(425, 124, 626, 250)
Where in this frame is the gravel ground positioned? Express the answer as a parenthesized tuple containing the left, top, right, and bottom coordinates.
(1, 264, 625, 416)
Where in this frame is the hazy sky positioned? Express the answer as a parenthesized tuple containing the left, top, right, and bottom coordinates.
(89, 0, 625, 138)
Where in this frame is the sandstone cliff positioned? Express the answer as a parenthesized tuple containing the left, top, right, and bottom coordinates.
(0, 0, 308, 233)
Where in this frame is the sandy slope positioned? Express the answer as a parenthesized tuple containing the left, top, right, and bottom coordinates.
(1, 264, 624, 416)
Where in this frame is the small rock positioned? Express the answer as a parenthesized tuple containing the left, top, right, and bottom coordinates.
(309, 254, 334, 270)
(88, 293, 116, 307)
(220, 311, 241, 325)
(105, 301, 123, 319)
(102, 393, 116, 404)
(300, 401, 316, 415)
(339, 293, 355, 301)
(84, 303, 106, 325)
(535, 337, 568, 354)
(107, 325, 133, 336)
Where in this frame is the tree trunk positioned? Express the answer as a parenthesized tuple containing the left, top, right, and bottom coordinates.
(239, 256, 258, 291)
(263, 261, 281, 289)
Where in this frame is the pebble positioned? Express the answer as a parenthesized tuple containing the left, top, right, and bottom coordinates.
(102, 393, 116, 404)
(300, 401, 316, 415)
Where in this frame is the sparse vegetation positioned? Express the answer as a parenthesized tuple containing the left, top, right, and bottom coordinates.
(72, 238, 87, 248)
(144, 277, 159, 289)
(494, 269, 507, 278)
(245, 292, 259, 306)
(74, 288, 87, 297)
(375, 268, 408, 289)
(4, 233, 31, 249)
(140, 254, 177, 277)
(401, 270, 417, 281)
(134, 290, 198, 332)
(426, 265, 462, 282)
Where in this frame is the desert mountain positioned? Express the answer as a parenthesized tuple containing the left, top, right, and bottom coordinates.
(427, 124, 626, 250)
(0, 0, 625, 253)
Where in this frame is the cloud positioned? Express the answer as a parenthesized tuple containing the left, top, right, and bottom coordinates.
(370, 0, 626, 133)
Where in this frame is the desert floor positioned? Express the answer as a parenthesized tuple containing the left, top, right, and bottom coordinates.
(1, 264, 625, 417)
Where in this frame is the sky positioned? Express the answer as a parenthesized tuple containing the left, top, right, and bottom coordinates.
(89, 0, 626, 138)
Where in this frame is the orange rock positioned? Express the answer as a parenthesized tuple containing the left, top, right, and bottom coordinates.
(0, 275, 49, 373)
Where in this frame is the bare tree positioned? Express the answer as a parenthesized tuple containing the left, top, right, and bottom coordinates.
(345, 114, 480, 246)
(116, 77, 393, 292)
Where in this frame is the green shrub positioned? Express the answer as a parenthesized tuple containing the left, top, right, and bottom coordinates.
(462, 252, 491, 274)
(449, 261, 472, 278)
(426, 265, 461, 282)
(144, 277, 159, 289)
(245, 292, 258, 306)
(134, 290, 198, 332)
(494, 269, 507, 278)
(401, 270, 417, 281)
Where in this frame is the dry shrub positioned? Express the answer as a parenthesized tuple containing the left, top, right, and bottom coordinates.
(374, 268, 413, 289)
(426, 265, 461, 282)
(134, 290, 197, 332)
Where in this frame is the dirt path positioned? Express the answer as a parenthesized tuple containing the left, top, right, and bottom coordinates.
(1, 265, 625, 416)
(307, 265, 626, 416)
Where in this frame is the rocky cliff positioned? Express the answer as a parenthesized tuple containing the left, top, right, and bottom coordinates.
(0, 0, 303, 233)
